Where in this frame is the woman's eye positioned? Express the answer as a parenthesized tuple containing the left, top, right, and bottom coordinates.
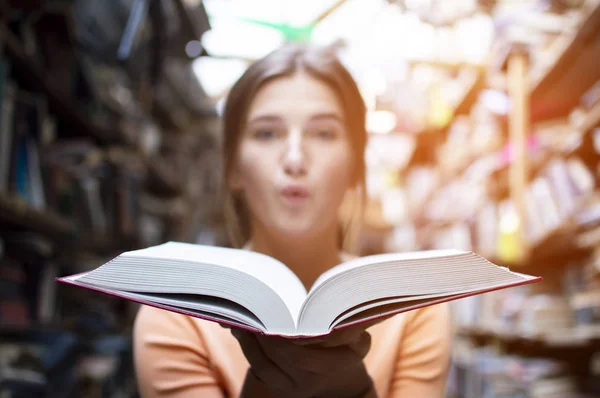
(254, 130, 277, 140)
(315, 129, 337, 140)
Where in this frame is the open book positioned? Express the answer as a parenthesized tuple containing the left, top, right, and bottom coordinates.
(56, 242, 541, 337)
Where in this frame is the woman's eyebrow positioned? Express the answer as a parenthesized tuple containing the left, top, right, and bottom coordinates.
(310, 113, 343, 123)
(247, 115, 283, 125)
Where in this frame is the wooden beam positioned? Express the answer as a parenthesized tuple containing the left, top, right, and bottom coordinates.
(507, 50, 530, 262)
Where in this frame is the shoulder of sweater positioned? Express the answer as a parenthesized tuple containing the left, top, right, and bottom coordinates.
(403, 302, 451, 334)
(134, 304, 209, 336)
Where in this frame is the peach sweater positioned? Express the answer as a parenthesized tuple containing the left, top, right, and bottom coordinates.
(133, 303, 451, 398)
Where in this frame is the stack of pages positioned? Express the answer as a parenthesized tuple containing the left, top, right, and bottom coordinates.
(57, 242, 541, 338)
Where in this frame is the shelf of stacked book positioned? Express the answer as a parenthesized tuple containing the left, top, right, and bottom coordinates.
(529, 0, 600, 86)
(0, 24, 124, 145)
(0, 4, 218, 397)
(0, 106, 218, 256)
(448, 334, 600, 398)
(529, 0, 600, 121)
(405, 162, 596, 263)
(452, 70, 485, 118)
(448, 257, 600, 396)
(0, 275, 138, 397)
(456, 324, 600, 350)
(0, 193, 73, 237)
(451, 247, 600, 331)
(0, 221, 142, 395)
(0, 192, 142, 256)
(399, 73, 600, 267)
(401, 4, 600, 397)
(575, 102, 600, 134)
(0, 131, 149, 252)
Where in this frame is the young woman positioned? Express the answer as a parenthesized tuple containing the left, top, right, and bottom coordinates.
(133, 43, 451, 398)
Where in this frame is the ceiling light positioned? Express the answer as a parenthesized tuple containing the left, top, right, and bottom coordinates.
(201, 19, 285, 60)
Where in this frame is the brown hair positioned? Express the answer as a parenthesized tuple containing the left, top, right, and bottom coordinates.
(221, 42, 367, 253)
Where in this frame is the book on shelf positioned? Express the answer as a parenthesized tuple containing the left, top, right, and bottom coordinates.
(0, 58, 16, 193)
(57, 242, 542, 338)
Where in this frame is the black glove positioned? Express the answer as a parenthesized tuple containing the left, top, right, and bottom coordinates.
(233, 322, 382, 398)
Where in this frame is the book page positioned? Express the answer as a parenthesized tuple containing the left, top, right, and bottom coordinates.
(123, 242, 308, 320)
(309, 249, 467, 293)
(297, 250, 539, 335)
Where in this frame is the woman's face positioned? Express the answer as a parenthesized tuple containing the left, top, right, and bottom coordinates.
(230, 72, 353, 240)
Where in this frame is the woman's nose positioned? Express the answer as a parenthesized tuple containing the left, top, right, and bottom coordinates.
(282, 131, 307, 177)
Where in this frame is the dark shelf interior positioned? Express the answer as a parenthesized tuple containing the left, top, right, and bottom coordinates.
(0, 24, 124, 145)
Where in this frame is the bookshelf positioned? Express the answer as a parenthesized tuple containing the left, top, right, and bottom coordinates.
(530, 1, 600, 95)
(0, 24, 124, 145)
(380, 3, 600, 396)
(456, 325, 600, 350)
(530, 1, 600, 121)
(398, 5, 600, 263)
(577, 99, 600, 133)
(454, 70, 485, 117)
(0, 193, 74, 237)
(0, 181, 144, 257)
(0, 4, 217, 397)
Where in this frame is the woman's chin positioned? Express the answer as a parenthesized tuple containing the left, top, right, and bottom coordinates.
(272, 220, 333, 242)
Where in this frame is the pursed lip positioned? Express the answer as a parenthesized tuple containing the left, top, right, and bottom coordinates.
(280, 185, 310, 204)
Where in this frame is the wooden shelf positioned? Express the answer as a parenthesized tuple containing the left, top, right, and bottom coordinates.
(578, 99, 600, 133)
(491, 208, 593, 275)
(454, 71, 485, 117)
(0, 194, 141, 256)
(0, 24, 123, 145)
(456, 325, 600, 351)
(530, 2, 600, 122)
(0, 194, 74, 237)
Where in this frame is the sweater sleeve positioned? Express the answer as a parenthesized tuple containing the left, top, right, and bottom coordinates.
(133, 306, 225, 398)
(389, 304, 452, 397)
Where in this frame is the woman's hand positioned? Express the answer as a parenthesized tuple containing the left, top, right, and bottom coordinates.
(231, 321, 384, 398)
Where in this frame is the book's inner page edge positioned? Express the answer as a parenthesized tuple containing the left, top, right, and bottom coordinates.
(309, 249, 468, 293)
(127, 292, 267, 331)
(328, 283, 514, 329)
(505, 270, 539, 280)
(74, 256, 298, 333)
(63, 273, 86, 282)
(60, 275, 266, 332)
(332, 277, 539, 331)
(332, 296, 449, 329)
(120, 242, 308, 318)
(298, 253, 538, 334)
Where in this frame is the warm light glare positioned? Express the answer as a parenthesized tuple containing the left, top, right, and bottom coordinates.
(499, 210, 520, 234)
(203, 0, 285, 25)
(311, 0, 386, 46)
(367, 110, 397, 134)
(192, 57, 248, 98)
(481, 89, 510, 115)
(284, 0, 342, 27)
(455, 13, 494, 64)
(216, 97, 226, 116)
(201, 19, 285, 60)
(204, 0, 349, 29)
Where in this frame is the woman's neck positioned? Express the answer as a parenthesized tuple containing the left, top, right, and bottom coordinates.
(247, 224, 341, 291)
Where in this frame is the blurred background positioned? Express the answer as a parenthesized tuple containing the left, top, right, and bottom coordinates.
(0, 0, 600, 396)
